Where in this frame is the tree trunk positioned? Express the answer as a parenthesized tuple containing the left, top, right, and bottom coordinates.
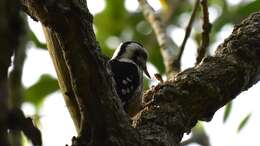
(21, 0, 260, 145)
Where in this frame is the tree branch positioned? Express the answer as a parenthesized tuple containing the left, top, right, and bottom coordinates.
(196, 0, 211, 64)
(0, 1, 42, 145)
(177, 0, 200, 66)
(8, 108, 42, 146)
(0, 0, 23, 145)
(137, 11, 260, 145)
(21, 0, 140, 145)
(20, 0, 260, 145)
(42, 27, 81, 132)
(8, 14, 27, 146)
(138, 0, 179, 77)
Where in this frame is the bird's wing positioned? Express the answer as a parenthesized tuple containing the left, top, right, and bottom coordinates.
(109, 59, 140, 103)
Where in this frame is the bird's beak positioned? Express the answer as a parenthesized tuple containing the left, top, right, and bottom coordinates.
(144, 66, 151, 79)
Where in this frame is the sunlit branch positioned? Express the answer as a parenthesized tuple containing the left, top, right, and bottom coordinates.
(138, 0, 180, 78)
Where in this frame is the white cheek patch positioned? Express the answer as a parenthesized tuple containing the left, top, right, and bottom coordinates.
(112, 43, 124, 59)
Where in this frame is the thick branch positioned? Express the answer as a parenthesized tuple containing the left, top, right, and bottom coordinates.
(138, 0, 179, 77)
(43, 27, 81, 132)
(21, 0, 140, 145)
(136, 11, 260, 145)
(21, 0, 260, 145)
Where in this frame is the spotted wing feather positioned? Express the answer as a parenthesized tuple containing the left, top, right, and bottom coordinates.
(109, 59, 140, 104)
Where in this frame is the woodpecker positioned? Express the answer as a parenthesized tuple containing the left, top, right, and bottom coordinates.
(109, 41, 150, 116)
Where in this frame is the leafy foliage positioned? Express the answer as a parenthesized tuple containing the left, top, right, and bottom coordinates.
(28, 29, 47, 49)
(223, 102, 232, 123)
(24, 74, 59, 108)
(237, 113, 251, 132)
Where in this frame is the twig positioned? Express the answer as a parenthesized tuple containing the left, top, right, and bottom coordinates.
(154, 73, 164, 83)
(196, 0, 211, 65)
(176, 0, 200, 67)
(138, 0, 179, 78)
(8, 108, 42, 146)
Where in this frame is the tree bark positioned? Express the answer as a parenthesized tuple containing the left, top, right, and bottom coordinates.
(137, 12, 260, 145)
(43, 27, 81, 132)
(21, 0, 140, 145)
(20, 0, 260, 145)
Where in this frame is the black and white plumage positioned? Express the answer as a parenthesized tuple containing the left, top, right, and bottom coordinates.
(109, 41, 150, 115)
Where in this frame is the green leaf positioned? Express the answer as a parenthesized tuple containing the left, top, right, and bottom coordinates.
(236, 1, 260, 17)
(24, 74, 59, 108)
(213, 1, 260, 33)
(237, 113, 251, 132)
(28, 29, 47, 49)
(95, 0, 127, 39)
(223, 102, 232, 123)
(143, 78, 149, 90)
(194, 122, 205, 133)
(149, 46, 165, 73)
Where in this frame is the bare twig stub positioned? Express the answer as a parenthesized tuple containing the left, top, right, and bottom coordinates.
(138, 0, 179, 78)
(177, 0, 200, 67)
(196, 0, 211, 64)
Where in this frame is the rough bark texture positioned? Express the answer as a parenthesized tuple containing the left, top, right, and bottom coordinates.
(137, 12, 260, 145)
(21, 0, 140, 145)
(21, 0, 260, 145)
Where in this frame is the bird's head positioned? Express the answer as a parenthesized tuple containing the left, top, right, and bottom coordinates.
(112, 41, 151, 78)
